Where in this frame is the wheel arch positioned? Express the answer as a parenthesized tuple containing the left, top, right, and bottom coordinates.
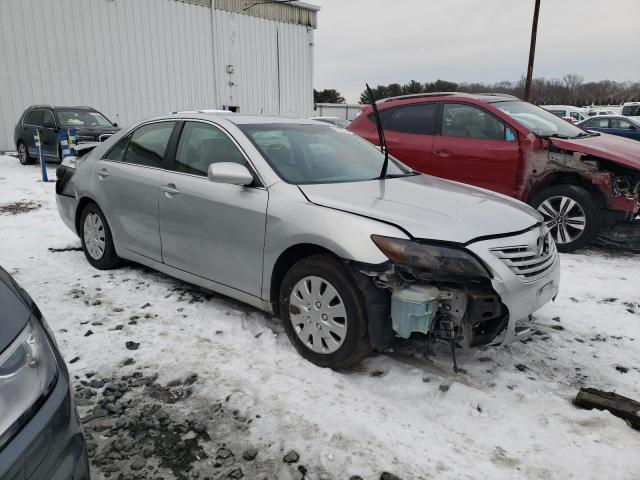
(269, 243, 337, 314)
(525, 171, 606, 207)
(75, 196, 100, 235)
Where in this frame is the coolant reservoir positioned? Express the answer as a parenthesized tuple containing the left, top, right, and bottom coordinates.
(391, 285, 439, 339)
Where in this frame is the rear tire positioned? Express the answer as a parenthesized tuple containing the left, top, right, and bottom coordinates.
(279, 255, 372, 369)
(79, 203, 122, 269)
(17, 142, 35, 165)
(530, 184, 602, 253)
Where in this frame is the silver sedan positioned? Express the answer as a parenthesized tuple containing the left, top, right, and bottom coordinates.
(56, 113, 560, 369)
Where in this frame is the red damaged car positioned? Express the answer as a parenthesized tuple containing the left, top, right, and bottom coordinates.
(348, 93, 640, 252)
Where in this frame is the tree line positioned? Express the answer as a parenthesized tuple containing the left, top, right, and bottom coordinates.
(349, 75, 640, 106)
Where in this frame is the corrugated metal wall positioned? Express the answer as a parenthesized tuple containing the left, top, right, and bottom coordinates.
(0, 0, 315, 151)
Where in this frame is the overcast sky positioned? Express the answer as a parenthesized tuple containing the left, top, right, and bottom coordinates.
(310, 0, 640, 102)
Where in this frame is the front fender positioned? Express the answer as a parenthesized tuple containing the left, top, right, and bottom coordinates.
(261, 182, 408, 300)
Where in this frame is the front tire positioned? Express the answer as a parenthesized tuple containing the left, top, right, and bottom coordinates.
(530, 185, 602, 252)
(279, 255, 372, 369)
(79, 203, 121, 269)
(17, 142, 35, 165)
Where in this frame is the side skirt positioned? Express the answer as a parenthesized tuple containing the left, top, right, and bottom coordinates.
(120, 249, 275, 315)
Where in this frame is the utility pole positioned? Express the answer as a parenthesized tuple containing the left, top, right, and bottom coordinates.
(524, 0, 541, 102)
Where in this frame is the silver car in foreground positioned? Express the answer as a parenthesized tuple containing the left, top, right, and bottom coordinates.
(56, 113, 560, 368)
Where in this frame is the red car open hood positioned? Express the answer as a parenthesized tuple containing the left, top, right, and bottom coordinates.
(550, 134, 640, 171)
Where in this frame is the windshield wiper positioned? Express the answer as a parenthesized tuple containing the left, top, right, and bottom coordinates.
(383, 172, 420, 179)
(365, 83, 390, 180)
(544, 133, 571, 139)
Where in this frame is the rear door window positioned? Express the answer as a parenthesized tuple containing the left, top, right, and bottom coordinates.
(30, 110, 45, 127)
(123, 122, 176, 168)
(442, 103, 507, 140)
(104, 134, 131, 162)
(588, 118, 610, 128)
(386, 103, 437, 135)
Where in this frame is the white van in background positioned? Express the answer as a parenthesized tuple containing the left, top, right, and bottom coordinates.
(622, 102, 640, 121)
(541, 105, 589, 123)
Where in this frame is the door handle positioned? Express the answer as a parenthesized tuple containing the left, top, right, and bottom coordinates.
(435, 149, 453, 158)
(161, 183, 180, 196)
(96, 168, 109, 179)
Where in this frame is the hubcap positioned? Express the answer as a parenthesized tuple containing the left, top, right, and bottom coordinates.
(537, 195, 586, 244)
(83, 213, 106, 260)
(288, 276, 347, 354)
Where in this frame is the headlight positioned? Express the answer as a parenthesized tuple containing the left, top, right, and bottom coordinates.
(371, 235, 491, 280)
(0, 317, 58, 450)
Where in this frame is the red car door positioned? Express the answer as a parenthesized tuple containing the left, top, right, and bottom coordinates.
(382, 103, 438, 172)
(430, 102, 520, 196)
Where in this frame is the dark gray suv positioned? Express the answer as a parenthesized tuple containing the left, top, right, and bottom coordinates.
(14, 105, 120, 165)
(0, 266, 90, 479)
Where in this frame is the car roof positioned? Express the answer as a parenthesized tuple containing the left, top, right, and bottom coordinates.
(159, 112, 324, 125)
(27, 105, 96, 111)
(375, 92, 519, 106)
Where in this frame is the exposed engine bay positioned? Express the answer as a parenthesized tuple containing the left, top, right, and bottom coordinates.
(354, 259, 508, 352)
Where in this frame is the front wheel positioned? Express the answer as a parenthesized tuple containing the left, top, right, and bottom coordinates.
(80, 203, 122, 269)
(279, 255, 372, 369)
(530, 185, 602, 252)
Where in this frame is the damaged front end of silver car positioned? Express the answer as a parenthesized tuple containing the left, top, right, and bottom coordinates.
(350, 236, 512, 370)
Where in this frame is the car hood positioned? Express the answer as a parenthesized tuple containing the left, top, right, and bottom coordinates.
(299, 174, 541, 243)
(0, 267, 32, 354)
(550, 134, 640, 171)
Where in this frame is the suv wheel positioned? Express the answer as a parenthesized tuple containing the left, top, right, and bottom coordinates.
(17, 142, 35, 165)
(530, 185, 602, 252)
(80, 203, 122, 269)
(279, 255, 372, 369)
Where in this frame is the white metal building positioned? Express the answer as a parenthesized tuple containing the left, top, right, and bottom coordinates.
(0, 0, 319, 151)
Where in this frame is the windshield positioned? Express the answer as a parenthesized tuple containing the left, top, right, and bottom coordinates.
(622, 105, 640, 117)
(239, 123, 412, 184)
(55, 109, 112, 127)
(495, 101, 587, 138)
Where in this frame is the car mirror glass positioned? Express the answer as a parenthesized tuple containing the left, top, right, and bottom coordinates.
(207, 162, 253, 186)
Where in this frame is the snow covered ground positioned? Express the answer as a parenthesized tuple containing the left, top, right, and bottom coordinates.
(1, 155, 639, 479)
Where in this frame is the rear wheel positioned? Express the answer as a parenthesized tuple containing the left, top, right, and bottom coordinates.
(530, 185, 602, 252)
(279, 255, 372, 369)
(80, 203, 121, 269)
(17, 142, 35, 165)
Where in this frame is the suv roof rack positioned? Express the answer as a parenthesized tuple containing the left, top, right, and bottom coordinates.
(378, 92, 460, 103)
(473, 92, 520, 99)
(27, 104, 53, 109)
(376, 91, 520, 104)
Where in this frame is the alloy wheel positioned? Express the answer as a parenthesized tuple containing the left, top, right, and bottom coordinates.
(83, 213, 106, 260)
(537, 195, 586, 244)
(18, 144, 27, 164)
(289, 275, 348, 354)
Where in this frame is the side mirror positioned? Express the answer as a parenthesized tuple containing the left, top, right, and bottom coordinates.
(113, 122, 118, 128)
(208, 162, 254, 186)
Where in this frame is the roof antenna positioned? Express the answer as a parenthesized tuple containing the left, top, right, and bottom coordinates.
(366, 84, 389, 180)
